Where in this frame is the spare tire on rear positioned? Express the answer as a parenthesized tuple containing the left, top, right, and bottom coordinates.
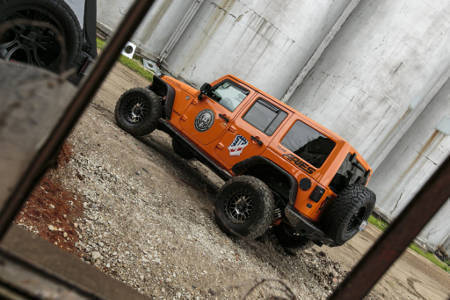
(322, 184, 375, 245)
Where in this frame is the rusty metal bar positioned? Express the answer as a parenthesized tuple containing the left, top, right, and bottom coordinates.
(0, 0, 157, 240)
(329, 156, 450, 300)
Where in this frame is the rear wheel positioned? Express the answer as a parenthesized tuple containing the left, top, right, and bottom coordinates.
(214, 176, 275, 239)
(115, 88, 162, 136)
(322, 185, 375, 245)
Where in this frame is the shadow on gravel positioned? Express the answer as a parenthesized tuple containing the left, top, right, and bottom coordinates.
(137, 134, 222, 197)
(136, 131, 305, 259)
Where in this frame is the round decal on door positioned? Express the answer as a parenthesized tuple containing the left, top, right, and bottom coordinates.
(194, 109, 215, 132)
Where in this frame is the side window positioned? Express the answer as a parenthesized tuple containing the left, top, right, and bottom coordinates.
(281, 120, 335, 168)
(209, 81, 249, 112)
(243, 99, 287, 136)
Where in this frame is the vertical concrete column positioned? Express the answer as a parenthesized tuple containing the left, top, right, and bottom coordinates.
(287, 0, 450, 169)
(369, 79, 449, 250)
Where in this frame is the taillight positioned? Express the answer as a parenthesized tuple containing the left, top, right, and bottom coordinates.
(309, 186, 325, 202)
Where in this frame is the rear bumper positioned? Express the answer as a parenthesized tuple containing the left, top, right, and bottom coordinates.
(284, 205, 335, 246)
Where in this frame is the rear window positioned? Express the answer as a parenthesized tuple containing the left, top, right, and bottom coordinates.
(281, 120, 335, 168)
(243, 99, 287, 136)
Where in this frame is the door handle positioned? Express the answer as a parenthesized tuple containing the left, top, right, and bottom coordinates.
(219, 113, 229, 123)
(228, 125, 237, 133)
(251, 136, 263, 146)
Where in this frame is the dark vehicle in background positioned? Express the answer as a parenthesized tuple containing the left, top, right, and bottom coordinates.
(0, 0, 97, 84)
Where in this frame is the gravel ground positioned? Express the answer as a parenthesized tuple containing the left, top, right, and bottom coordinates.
(53, 106, 350, 299)
(16, 63, 450, 299)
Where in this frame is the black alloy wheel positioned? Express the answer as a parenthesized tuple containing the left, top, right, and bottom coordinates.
(124, 96, 150, 124)
(224, 192, 254, 224)
(0, 0, 82, 75)
(0, 9, 62, 69)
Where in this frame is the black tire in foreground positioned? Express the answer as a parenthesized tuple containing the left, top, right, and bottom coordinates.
(274, 222, 312, 250)
(172, 138, 195, 160)
(0, 0, 82, 75)
(115, 88, 162, 137)
(214, 176, 275, 239)
(322, 184, 376, 245)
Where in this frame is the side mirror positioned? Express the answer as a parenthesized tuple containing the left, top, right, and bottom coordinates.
(198, 83, 211, 100)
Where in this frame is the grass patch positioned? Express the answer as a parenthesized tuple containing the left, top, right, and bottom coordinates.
(368, 214, 449, 272)
(96, 37, 153, 82)
(368, 215, 389, 231)
(96, 37, 106, 50)
(409, 243, 449, 272)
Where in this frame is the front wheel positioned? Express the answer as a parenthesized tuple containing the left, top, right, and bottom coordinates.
(214, 176, 275, 239)
(114, 88, 162, 136)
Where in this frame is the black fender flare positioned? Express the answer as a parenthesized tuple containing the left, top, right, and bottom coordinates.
(232, 156, 298, 205)
(148, 75, 175, 119)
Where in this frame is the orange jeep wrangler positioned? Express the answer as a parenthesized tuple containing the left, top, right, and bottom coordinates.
(114, 74, 376, 248)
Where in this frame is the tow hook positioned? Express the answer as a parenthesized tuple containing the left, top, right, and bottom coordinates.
(359, 220, 368, 232)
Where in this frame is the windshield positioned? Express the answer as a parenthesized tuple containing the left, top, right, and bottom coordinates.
(281, 120, 335, 168)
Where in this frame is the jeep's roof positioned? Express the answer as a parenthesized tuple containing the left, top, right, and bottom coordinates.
(223, 74, 372, 173)
(224, 75, 343, 141)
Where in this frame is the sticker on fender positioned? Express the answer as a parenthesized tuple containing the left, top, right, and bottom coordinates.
(228, 135, 249, 156)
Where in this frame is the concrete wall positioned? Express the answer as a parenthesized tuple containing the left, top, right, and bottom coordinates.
(369, 79, 450, 250)
(287, 0, 450, 170)
(65, 0, 85, 28)
(97, 0, 196, 59)
(97, 0, 357, 98)
(166, 0, 355, 98)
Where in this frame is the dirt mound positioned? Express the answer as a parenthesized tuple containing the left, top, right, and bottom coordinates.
(15, 142, 83, 256)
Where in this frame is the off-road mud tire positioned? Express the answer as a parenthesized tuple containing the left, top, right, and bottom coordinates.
(172, 138, 195, 160)
(0, 0, 82, 74)
(115, 88, 162, 136)
(214, 176, 275, 240)
(322, 184, 375, 245)
(274, 222, 312, 250)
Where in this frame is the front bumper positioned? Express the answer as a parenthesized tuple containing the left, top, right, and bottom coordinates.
(284, 205, 335, 246)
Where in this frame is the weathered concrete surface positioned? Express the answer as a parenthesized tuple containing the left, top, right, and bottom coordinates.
(97, 0, 357, 98)
(65, 0, 85, 28)
(287, 0, 450, 170)
(97, 0, 196, 59)
(369, 79, 450, 251)
(166, 0, 355, 97)
(0, 62, 75, 210)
